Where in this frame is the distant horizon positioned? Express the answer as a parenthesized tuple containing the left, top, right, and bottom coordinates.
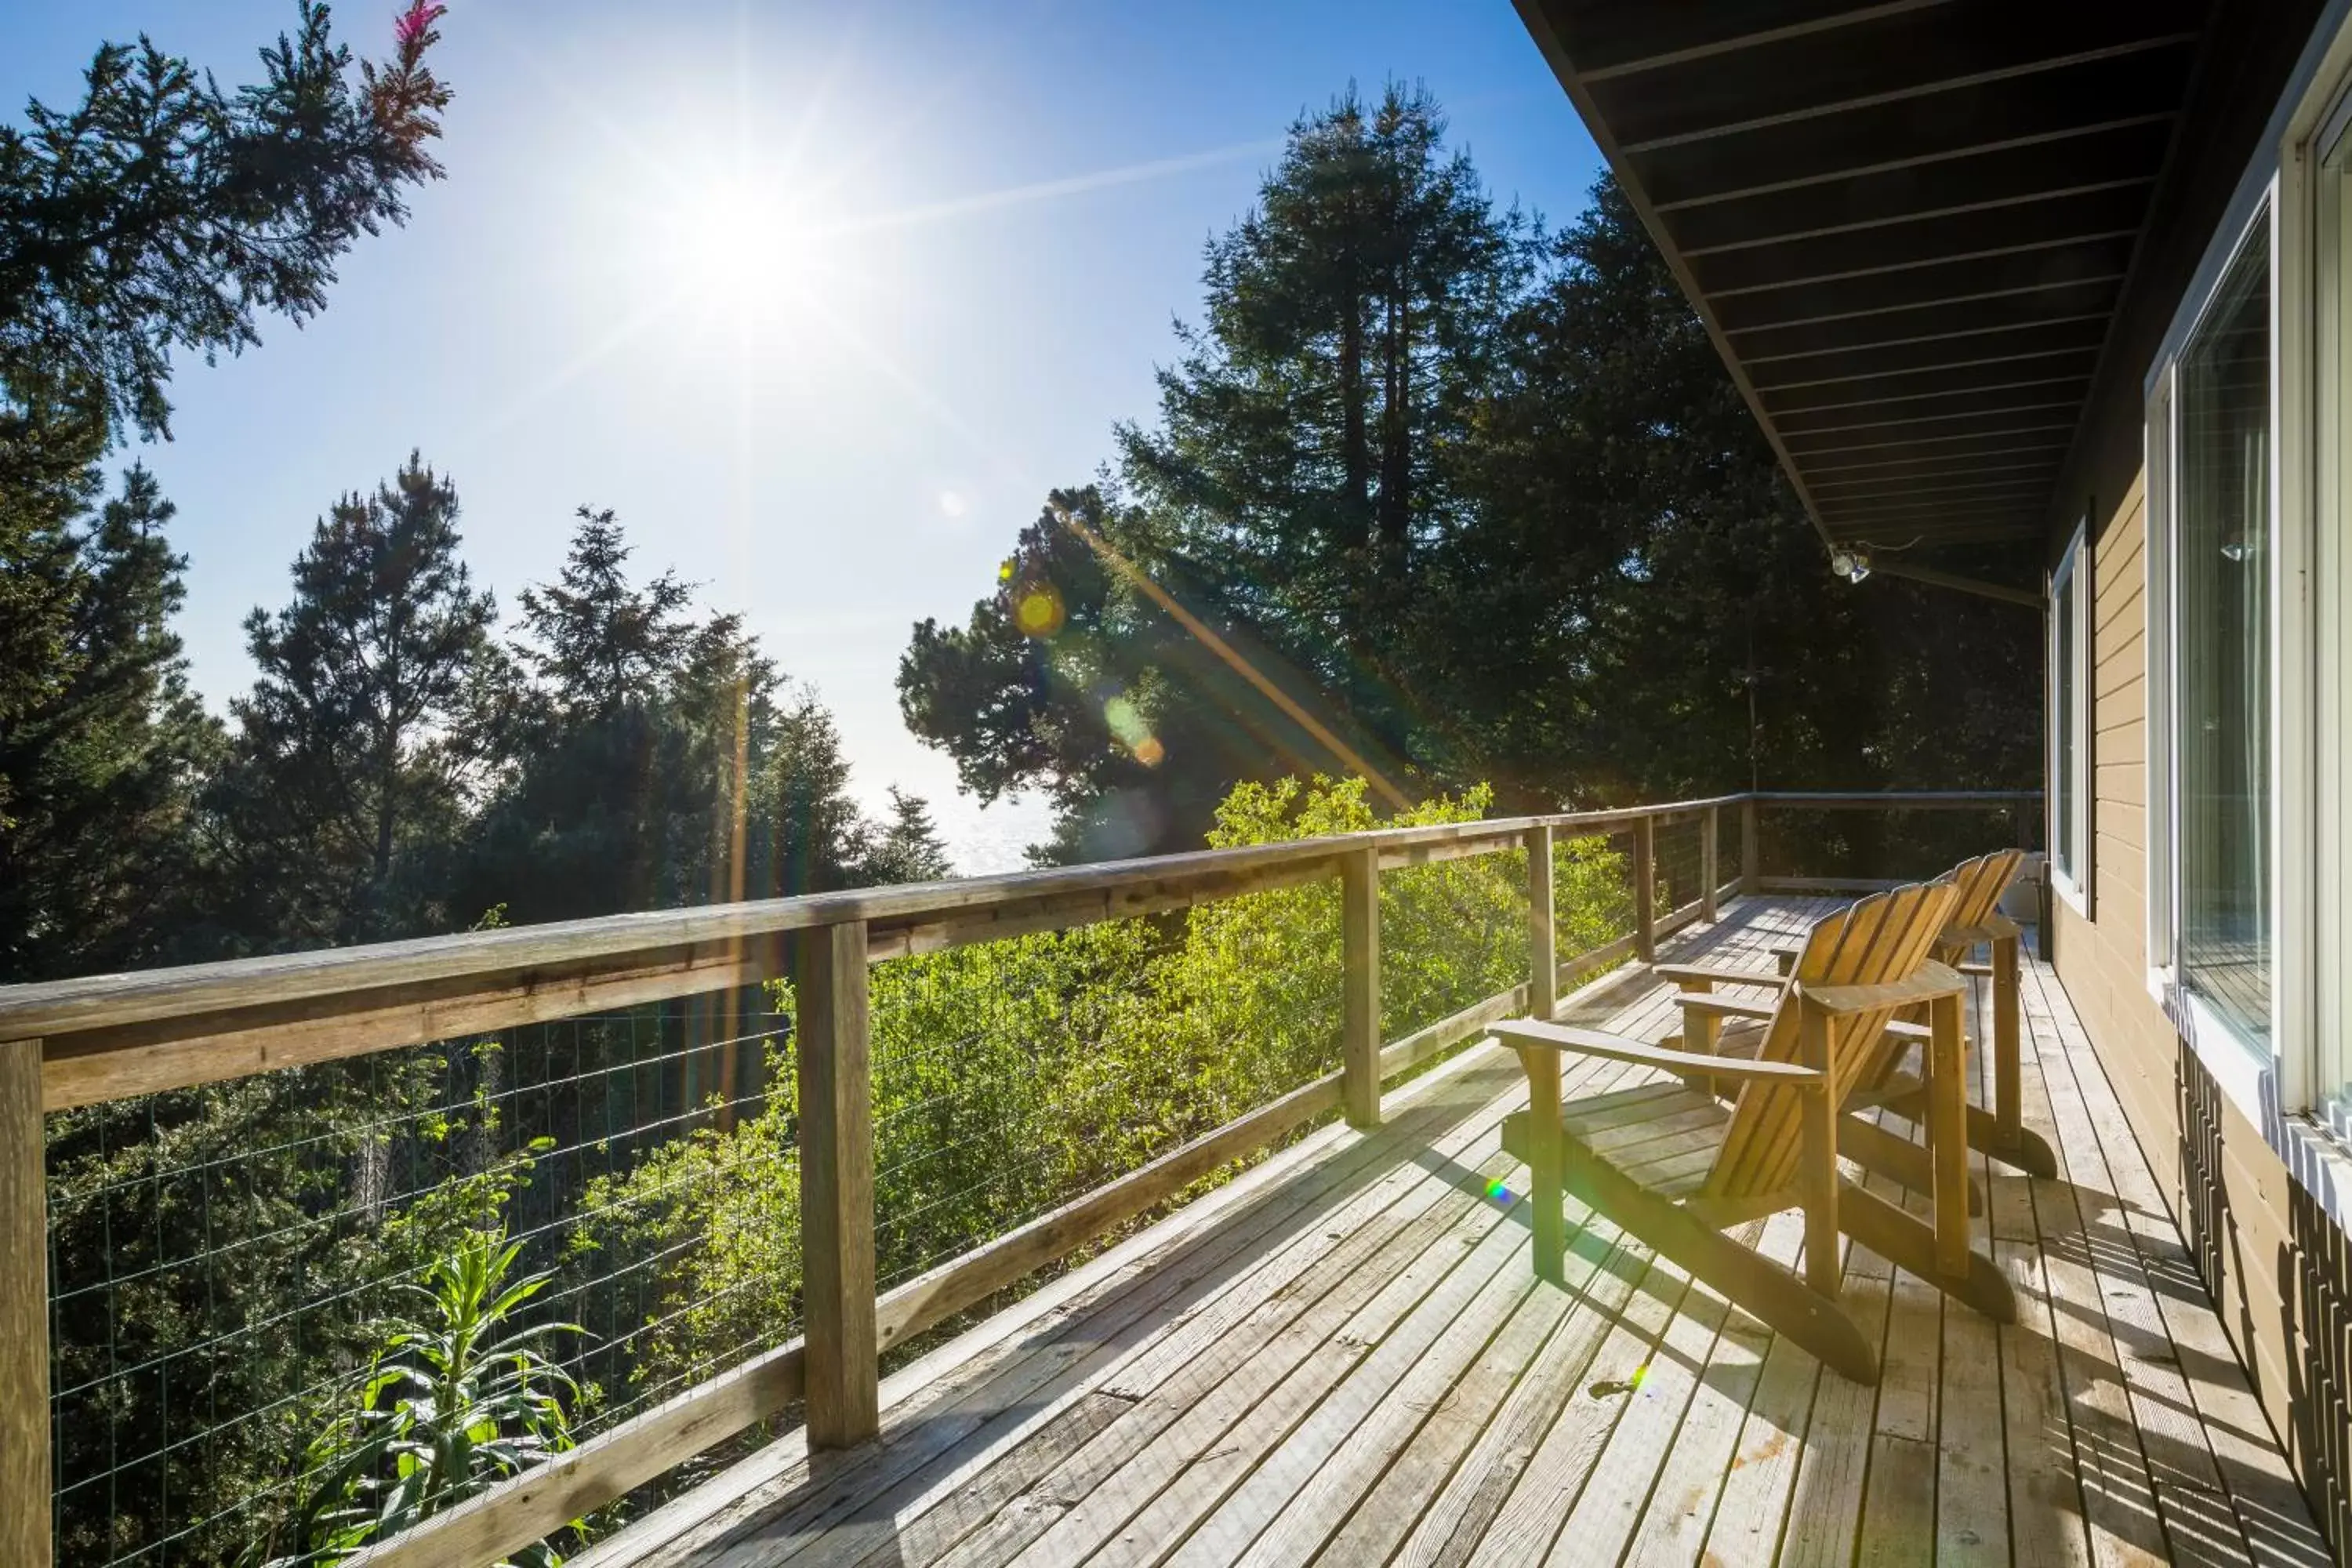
(0, 0, 1603, 873)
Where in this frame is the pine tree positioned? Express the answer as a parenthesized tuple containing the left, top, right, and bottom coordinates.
(753, 689, 868, 898)
(862, 787, 953, 884)
(0, 0, 450, 448)
(0, 466, 221, 979)
(1121, 82, 1528, 715)
(463, 510, 877, 921)
(514, 506, 697, 721)
(205, 452, 498, 947)
(1, 1, 453, 970)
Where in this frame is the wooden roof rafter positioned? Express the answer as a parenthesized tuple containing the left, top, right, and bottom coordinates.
(1514, 0, 2216, 552)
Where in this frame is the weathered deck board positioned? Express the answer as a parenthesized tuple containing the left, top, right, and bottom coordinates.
(580, 897, 2326, 1568)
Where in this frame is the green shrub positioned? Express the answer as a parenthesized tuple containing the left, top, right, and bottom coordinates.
(565, 775, 1634, 1448)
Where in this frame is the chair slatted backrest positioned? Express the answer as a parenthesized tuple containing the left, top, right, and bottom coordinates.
(1941, 848, 2024, 938)
(1700, 879, 1960, 1203)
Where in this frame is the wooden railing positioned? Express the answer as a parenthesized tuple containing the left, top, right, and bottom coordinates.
(0, 788, 2037, 1568)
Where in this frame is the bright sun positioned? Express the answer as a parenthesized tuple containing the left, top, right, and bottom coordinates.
(659, 173, 833, 313)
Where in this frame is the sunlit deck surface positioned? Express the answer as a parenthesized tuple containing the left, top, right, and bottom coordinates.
(583, 895, 2328, 1568)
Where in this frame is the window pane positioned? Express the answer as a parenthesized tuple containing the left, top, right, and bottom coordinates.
(2054, 558, 2077, 880)
(2175, 221, 2270, 1049)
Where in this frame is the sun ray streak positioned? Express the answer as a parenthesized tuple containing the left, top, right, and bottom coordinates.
(466, 284, 699, 445)
(796, 303, 1036, 495)
(794, 297, 1410, 808)
(812, 138, 1281, 241)
(465, 3, 679, 189)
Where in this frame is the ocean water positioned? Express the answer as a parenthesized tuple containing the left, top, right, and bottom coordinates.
(930, 790, 1058, 876)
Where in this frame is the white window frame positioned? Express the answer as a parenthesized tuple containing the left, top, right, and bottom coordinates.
(2136, 0, 2352, 1204)
(2143, 200, 2281, 1109)
(2049, 523, 2091, 914)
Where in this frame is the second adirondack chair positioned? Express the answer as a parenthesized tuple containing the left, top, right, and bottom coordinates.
(1657, 848, 2059, 1187)
(1496, 880, 2015, 1387)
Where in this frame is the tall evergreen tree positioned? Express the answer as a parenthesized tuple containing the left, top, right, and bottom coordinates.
(1120, 82, 1528, 737)
(516, 506, 698, 721)
(0, 466, 220, 980)
(205, 452, 498, 947)
(862, 786, 953, 884)
(904, 88, 1533, 858)
(462, 510, 877, 923)
(1, 1, 452, 971)
(902, 136, 2038, 858)
(1437, 177, 2036, 804)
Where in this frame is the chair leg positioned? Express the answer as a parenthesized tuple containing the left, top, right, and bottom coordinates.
(1837, 1113, 1984, 1217)
(1837, 1178, 2017, 1324)
(1878, 1090, 2059, 1179)
(1515, 1047, 1567, 1283)
(1566, 1147, 1878, 1385)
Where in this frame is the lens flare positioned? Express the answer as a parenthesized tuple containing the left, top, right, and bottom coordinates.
(1484, 1179, 1514, 1205)
(1013, 585, 1065, 637)
(1104, 695, 1165, 766)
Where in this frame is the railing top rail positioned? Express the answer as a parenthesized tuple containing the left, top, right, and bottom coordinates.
(1749, 789, 2042, 807)
(0, 787, 2035, 1077)
(0, 793, 1735, 1044)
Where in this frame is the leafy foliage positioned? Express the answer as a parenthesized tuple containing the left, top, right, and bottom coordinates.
(0, 0, 449, 446)
(572, 776, 1632, 1407)
(257, 1226, 581, 1568)
(45, 1056, 543, 1567)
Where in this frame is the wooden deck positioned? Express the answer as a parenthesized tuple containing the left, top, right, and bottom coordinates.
(578, 895, 2329, 1568)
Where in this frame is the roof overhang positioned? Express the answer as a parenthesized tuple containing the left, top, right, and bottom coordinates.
(1512, 0, 2212, 558)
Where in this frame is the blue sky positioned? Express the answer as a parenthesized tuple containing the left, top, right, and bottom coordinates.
(4, 0, 1602, 870)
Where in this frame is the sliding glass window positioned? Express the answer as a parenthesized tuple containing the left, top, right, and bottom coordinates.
(2172, 218, 2271, 1051)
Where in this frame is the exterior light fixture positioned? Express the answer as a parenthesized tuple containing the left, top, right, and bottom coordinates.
(1828, 547, 1872, 583)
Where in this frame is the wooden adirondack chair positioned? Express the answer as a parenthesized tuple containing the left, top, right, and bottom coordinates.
(1496, 880, 2015, 1386)
(1657, 849, 2059, 1185)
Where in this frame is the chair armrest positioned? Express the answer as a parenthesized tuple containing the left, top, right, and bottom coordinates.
(1944, 915, 2022, 945)
(1955, 960, 1994, 978)
(1677, 995, 1777, 1022)
(1796, 961, 1965, 1017)
(1882, 1019, 1931, 1044)
(1654, 963, 1792, 990)
(1494, 1018, 1825, 1087)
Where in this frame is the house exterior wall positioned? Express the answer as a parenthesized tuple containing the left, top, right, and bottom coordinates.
(2033, 1, 2352, 1548)
(2052, 477, 2352, 1547)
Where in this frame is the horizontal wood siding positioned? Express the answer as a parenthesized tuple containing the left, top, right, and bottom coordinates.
(2057, 470, 2349, 1549)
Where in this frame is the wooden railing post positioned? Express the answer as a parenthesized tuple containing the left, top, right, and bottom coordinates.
(797, 924, 877, 1449)
(1526, 826, 1556, 1021)
(2, 1038, 49, 1568)
(1739, 797, 1761, 895)
(1341, 848, 1381, 1129)
(1633, 814, 1657, 964)
(1700, 806, 1720, 923)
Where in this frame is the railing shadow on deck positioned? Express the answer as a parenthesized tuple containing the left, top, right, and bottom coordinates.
(0, 788, 2040, 1568)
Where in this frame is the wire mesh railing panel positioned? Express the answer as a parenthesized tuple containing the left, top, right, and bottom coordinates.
(1653, 816, 1705, 917)
(1377, 848, 1530, 1041)
(866, 878, 1356, 1303)
(1564, 829, 1642, 959)
(44, 997, 794, 1568)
